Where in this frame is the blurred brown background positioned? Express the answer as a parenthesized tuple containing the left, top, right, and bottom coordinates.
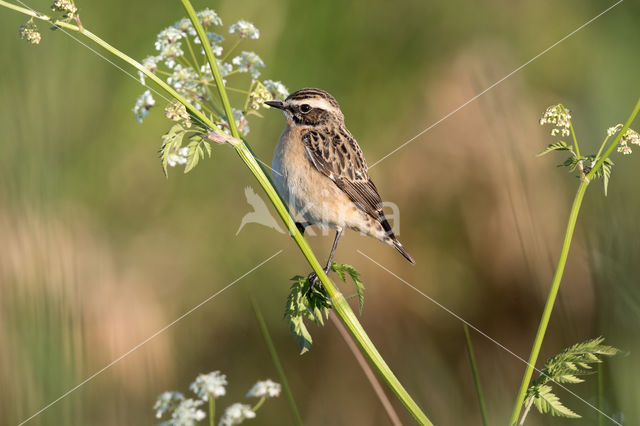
(1, 0, 639, 424)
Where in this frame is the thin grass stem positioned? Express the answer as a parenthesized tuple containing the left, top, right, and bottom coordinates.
(463, 325, 488, 426)
(250, 297, 303, 426)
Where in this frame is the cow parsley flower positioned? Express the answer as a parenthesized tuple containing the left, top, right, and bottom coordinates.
(246, 380, 281, 399)
(133, 90, 156, 123)
(262, 80, 289, 100)
(51, 0, 77, 19)
(218, 403, 255, 426)
(539, 104, 571, 137)
(18, 20, 41, 45)
(228, 20, 260, 39)
(194, 32, 225, 56)
(617, 128, 640, 155)
(168, 398, 206, 426)
(174, 18, 197, 37)
(197, 9, 222, 27)
(189, 371, 228, 401)
(231, 51, 265, 78)
(154, 392, 185, 419)
(607, 124, 622, 137)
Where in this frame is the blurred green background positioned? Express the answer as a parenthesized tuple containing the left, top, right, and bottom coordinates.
(1, 0, 640, 424)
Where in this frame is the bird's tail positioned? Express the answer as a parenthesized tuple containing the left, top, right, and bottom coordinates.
(392, 239, 415, 264)
(378, 215, 415, 264)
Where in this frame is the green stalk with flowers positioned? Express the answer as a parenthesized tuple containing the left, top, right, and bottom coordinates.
(509, 101, 640, 424)
(1, 0, 432, 424)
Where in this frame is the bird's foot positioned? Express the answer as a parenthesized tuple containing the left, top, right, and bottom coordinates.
(307, 264, 331, 297)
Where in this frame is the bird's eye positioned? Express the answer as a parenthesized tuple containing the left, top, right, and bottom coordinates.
(300, 104, 311, 113)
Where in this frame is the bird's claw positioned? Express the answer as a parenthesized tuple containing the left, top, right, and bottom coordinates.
(307, 265, 331, 297)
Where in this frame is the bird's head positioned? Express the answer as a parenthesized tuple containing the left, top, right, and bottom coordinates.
(264, 88, 343, 127)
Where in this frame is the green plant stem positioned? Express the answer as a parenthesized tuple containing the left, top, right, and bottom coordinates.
(2, 1, 431, 422)
(1, 1, 220, 130)
(597, 363, 603, 426)
(586, 97, 640, 181)
(463, 325, 488, 426)
(179, 1, 431, 424)
(250, 297, 303, 426)
(251, 397, 266, 412)
(509, 180, 589, 424)
(209, 396, 215, 426)
(561, 104, 581, 158)
(510, 97, 640, 425)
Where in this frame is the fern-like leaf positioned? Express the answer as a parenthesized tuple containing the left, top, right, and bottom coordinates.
(159, 124, 186, 177)
(532, 385, 581, 418)
(284, 276, 313, 354)
(537, 141, 572, 157)
(331, 262, 365, 314)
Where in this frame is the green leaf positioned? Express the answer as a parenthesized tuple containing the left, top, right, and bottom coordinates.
(602, 158, 614, 196)
(331, 262, 365, 314)
(558, 155, 586, 172)
(284, 276, 313, 354)
(184, 134, 212, 174)
(531, 385, 581, 419)
(537, 141, 572, 157)
(159, 124, 185, 177)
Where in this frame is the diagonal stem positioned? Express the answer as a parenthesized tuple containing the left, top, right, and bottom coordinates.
(2, 0, 432, 422)
(179, 0, 431, 424)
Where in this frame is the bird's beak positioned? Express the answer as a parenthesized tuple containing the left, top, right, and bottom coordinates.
(264, 100, 285, 110)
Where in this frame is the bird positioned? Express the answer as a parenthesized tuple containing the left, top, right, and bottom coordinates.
(236, 186, 285, 236)
(264, 88, 415, 280)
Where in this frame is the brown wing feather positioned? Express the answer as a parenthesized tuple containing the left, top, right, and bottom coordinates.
(302, 128, 382, 218)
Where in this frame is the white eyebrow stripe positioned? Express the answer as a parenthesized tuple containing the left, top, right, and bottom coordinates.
(289, 97, 334, 111)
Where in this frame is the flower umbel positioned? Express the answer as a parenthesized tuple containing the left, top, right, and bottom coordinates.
(170, 398, 206, 426)
(539, 104, 571, 137)
(133, 90, 156, 123)
(246, 379, 281, 399)
(51, 0, 77, 19)
(154, 391, 185, 419)
(218, 403, 256, 426)
(616, 127, 640, 155)
(134, 8, 288, 177)
(189, 371, 228, 401)
(231, 51, 265, 79)
(18, 19, 41, 45)
(229, 20, 260, 39)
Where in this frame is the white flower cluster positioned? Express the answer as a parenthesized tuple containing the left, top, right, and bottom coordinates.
(51, 0, 77, 19)
(539, 104, 571, 137)
(189, 371, 228, 401)
(218, 403, 255, 426)
(263, 80, 289, 100)
(18, 21, 41, 45)
(229, 20, 260, 39)
(618, 128, 640, 155)
(133, 90, 156, 123)
(168, 398, 206, 426)
(154, 392, 185, 419)
(154, 372, 280, 426)
(246, 379, 281, 398)
(231, 51, 265, 79)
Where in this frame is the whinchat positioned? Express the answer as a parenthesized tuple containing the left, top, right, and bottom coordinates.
(265, 88, 415, 274)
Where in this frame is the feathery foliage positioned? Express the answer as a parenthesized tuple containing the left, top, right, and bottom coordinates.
(522, 338, 620, 422)
(284, 263, 365, 354)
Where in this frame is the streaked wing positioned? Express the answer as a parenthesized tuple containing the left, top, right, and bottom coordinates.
(302, 129, 383, 218)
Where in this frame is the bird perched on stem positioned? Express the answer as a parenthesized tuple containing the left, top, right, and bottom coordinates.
(265, 88, 414, 280)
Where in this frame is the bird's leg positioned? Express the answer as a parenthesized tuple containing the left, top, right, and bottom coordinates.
(309, 228, 343, 295)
